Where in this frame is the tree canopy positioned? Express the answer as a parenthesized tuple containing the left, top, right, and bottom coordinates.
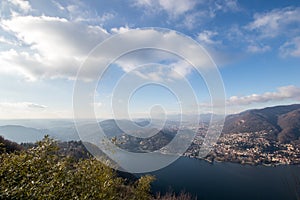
(0, 136, 154, 200)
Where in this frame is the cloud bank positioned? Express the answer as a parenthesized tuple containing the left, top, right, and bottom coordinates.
(227, 85, 300, 106)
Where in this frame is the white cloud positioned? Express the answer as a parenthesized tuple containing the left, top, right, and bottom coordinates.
(8, 0, 31, 13)
(197, 30, 221, 46)
(133, 0, 240, 30)
(182, 0, 240, 29)
(99, 12, 115, 23)
(222, 0, 240, 12)
(169, 60, 193, 79)
(133, 0, 196, 18)
(93, 102, 102, 108)
(0, 101, 72, 119)
(27, 103, 47, 109)
(1, 15, 108, 55)
(104, 29, 214, 82)
(49, 0, 115, 25)
(222, 7, 300, 56)
(110, 26, 131, 34)
(210, 0, 240, 17)
(115, 49, 180, 73)
(133, 66, 167, 82)
(0, 102, 47, 118)
(158, 0, 196, 18)
(227, 85, 300, 106)
(279, 37, 300, 57)
(51, 0, 65, 11)
(196, 85, 300, 114)
(0, 102, 46, 109)
(0, 15, 109, 80)
(0, 36, 19, 45)
(246, 7, 300, 38)
(0, 14, 211, 82)
(182, 11, 203, 29)
(134, 0, 239, 19)
(223, 23, 273, 55)
(247, 44, 270, 53)
(0, 2, 217, 83)
(129, 60, 193, 82)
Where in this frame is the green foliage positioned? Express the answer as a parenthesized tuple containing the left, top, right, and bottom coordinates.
(0, 135, 23, 154)
(135, 175, 156, 200)
(0, 136, 194, 200)
(0, 136, 154, 200)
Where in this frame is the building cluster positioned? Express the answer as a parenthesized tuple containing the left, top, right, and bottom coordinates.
(185, 130, 300, 165)
(114, 124, 300, 166)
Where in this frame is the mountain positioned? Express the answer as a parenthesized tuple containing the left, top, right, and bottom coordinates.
(0, 135, 23, 153)
(0, 125, 45, 143)
(222, 104, 300, 143)
(167, 113, 224, 123)
(277, 108, 300, 143)
(0, 119, 161, 143)
(0, 119, 76, 129)
(99, 119, 127, 137)
(1, 104, 300, 144)
(47, 126, 80, 141)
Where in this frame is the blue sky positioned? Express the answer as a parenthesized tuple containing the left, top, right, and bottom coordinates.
(0, 0, 300, 119)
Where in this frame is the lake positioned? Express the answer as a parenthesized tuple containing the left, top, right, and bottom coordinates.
(144, 157, 300, 200)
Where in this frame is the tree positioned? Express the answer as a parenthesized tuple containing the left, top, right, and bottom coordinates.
(0, 136, 154, 200)
(0, 135, 23, 154)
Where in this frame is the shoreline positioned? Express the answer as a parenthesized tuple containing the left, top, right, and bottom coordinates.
(183, 155, 300, 167)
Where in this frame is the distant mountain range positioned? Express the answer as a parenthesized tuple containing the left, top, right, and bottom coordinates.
(222, 104, 300, 143)
(0, 119, 170, 143)
(0, 104, 300, 144)
(0, 125, 45, 143)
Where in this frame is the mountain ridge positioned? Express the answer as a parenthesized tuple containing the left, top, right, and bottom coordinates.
(222, 104, 300, 143)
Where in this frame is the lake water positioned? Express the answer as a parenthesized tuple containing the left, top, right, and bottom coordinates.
(145, 157, 300, 200)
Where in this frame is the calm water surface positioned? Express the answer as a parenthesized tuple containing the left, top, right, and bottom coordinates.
(142, 157, 300, 200)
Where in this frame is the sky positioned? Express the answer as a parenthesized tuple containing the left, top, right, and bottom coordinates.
(0, 0, 300, 119)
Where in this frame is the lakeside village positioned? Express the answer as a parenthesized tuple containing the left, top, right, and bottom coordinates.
(114, 122, 300, 166)
(184, 125, 300, 166)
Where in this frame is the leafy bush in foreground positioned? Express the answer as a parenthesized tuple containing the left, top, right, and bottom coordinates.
(0, 136, 154, 200)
